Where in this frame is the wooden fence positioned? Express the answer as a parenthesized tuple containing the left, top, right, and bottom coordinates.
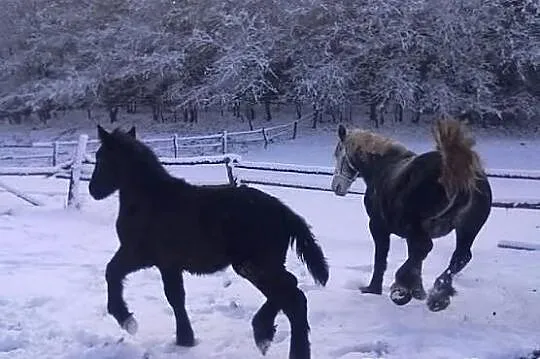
(0, 116, 300, 207)
(21, 120, 299, 165)
(229, 159, 540, 210)
(1, 124, 540, 211)
(60, 143, 540, 210)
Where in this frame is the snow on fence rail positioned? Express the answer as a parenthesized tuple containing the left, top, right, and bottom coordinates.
(233, 160, 540, 181)
(2, 128, 540, 211)
(0, 119, 299, 169)
(231, 160, 540, 210)
(30, 119, 299, 158)
(57, 136, 540, 211)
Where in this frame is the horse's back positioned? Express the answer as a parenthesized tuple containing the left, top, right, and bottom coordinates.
(118, 183, 296, 272)
(384, 151, 445, 214)
(375, 151, 490, 237)
(195, 184, 300, 265)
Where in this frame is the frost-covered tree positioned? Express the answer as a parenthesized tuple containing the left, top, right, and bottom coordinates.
(0, 0, 538, 126)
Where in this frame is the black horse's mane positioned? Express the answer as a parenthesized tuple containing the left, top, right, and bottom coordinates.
(109, 128, 176, 182)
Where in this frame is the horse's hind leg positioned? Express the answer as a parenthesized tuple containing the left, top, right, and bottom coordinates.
(234, 262, 311, 359)
(391, 234, 433, 306)
(427, 209, 489, 312)
(252, 300, 280, 355)
(158, 267, 195, 346)
(105, 246, 148, 334)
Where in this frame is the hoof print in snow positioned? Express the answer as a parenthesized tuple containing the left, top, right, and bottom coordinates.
(299, 283, 320, 292)
(333, 341, 390, 358)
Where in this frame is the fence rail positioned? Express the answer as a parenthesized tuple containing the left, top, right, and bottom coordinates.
(235, 160, 540, 181)
(2, 124, 540, 211)
(0, 119, 301, 167)
(60, 141, 540, 210)
(231, 159, 540, 210)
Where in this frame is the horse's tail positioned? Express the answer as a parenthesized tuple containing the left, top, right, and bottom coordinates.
(432, 117, 484, 197)
(285, 208, 329, 286)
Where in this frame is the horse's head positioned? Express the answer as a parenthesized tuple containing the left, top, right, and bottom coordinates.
(89, 125, 137, 200)
(331, 124, 410, 196)
(331, 124, 359, 196)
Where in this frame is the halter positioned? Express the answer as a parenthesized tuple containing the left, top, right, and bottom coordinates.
(334, 151, 359, 183)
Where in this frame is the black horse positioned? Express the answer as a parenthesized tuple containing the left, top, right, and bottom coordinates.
(88, 125, 329, 359)
(331, 118, 492, 312)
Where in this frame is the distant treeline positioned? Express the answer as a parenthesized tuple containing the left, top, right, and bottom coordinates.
(0, 0, 538, 127)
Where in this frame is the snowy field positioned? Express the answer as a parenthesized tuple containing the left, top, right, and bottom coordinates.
(0, 119, 539, 359)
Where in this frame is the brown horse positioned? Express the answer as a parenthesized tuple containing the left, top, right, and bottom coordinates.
(331, 118, 492, 312)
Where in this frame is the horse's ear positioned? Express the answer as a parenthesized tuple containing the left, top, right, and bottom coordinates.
(97, 125, 110, 143)
(338, 124, 347, 141)
(127, 126, 136, 138)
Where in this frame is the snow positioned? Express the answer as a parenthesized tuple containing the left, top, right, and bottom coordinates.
(0, 120, 539, 359)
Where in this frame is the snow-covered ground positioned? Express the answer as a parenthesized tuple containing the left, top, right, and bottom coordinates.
(0, 117, 539, 359)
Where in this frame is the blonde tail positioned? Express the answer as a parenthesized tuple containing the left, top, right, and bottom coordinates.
(432, 117, 484, 197)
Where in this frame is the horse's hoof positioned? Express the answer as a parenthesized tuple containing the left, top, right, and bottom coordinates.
(390, 283, 412, 306)
(256, 338, 272, 356)
(360, 285, 382, 295)
(121, 315, 138, 335)
(427, 295, 451, 312)
(176, 336, 197, 347)
(253, 324, 276, 355)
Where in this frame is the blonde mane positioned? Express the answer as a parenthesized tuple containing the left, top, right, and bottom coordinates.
(343, 129, 409, 158)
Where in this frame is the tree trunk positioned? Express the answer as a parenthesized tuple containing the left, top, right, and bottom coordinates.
(126, 101, 136, 113)
(412, 111, 421, 124)
(10, 114, 22, 124)
(331, 108, 337, 123)
(152, 101, 162, 123)
(370, 102, 378, 128)
(295, 102, 302, 119)
(109, 106, 119, 123)
(38, 109, 51, 124)
(183, 107, 189, 122)
(394, 103, 403, 122)
(312, 104, 321, 129)
(264, 100, 272, 121)
(190, 104, 198, 123)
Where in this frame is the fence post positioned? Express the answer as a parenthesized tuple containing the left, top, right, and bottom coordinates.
(292, 121, 298, 139)
(262, 128, 269, 148)
(222, 130, 228, 154)
(224, 156, 238, 186)
(67, 134, 89, 209)
(52, 141, 59, 166)
(173, 134, 179, 158)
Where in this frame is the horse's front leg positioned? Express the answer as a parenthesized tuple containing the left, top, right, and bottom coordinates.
(360, 219, 390, 295)
(390, 235, 433, 306)
(105, 246, 147, 334)
(159, 267, 195, 346)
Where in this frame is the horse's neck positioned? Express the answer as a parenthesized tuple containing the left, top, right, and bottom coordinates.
(118, 172, 191, 207)
(118, 171, 171, 204)
(363, 152, 415, 188)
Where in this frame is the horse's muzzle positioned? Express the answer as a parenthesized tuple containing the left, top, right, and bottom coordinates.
(331, 175, 351, 196)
